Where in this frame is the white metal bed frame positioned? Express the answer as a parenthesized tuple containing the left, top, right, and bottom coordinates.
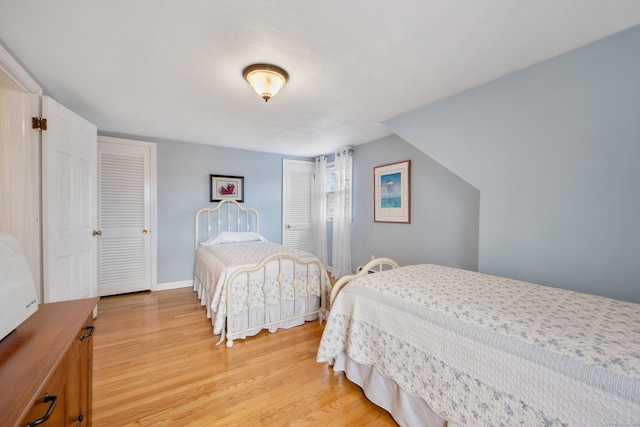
(194, 200, 327, 347)
(194, 199, 260, 248)
(330, 257, 399, 309)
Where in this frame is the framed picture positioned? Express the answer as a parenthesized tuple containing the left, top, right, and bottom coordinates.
(210, 174, 244, 203)
(374, 160, 410, 223)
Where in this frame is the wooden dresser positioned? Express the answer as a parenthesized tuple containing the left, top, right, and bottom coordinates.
(0, 298, 99, 427)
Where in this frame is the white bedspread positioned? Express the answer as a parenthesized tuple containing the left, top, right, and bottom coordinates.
(317, 264, 640, 426)
(194, 241, 326, 336)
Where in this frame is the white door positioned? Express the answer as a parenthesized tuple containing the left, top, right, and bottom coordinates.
(97, 137, 155, 296)
(282, 159, 313, 252)
(42, 96, 97, 303)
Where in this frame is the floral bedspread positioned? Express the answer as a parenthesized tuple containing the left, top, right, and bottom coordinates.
(194, 241, 327, 335)
(317, 264, 640, 426)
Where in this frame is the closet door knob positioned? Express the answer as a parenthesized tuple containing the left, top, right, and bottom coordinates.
(286, 224, 292, 229)
(142, 229, 149, 234)
(93, 230, 102, 236)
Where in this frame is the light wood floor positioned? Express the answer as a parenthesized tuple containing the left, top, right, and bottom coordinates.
(92, 287, 397, 426)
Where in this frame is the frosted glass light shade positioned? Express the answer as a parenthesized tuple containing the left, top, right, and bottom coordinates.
(243, 64, 289, 102)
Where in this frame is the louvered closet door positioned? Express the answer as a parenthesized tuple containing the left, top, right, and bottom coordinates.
(98, 141, 151, 296)
(282, 159, 313, 252)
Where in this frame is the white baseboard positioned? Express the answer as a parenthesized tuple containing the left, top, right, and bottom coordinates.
(156, 280, 193, 291)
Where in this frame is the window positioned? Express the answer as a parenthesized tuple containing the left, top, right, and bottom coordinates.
(326, 163, 335, 220)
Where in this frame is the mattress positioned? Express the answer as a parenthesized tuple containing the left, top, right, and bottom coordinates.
(317, 264, 640, 426)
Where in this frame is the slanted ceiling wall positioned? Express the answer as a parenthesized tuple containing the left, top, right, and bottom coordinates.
(385, 25, 640, 303)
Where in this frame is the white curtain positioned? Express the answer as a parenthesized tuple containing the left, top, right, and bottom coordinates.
(331, 148, 353, 278)
(311, 156, 328, 266)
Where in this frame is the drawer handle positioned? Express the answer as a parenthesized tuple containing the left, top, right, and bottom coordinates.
(27, 393, 57, 426)
(79, 325, 95, 341)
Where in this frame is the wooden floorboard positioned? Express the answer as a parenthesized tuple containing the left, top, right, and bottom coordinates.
(92, 287, 397, 426)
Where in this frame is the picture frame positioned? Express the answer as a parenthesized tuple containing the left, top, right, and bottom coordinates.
(210, 174, 244, 203)
(374, 160, 410, 223)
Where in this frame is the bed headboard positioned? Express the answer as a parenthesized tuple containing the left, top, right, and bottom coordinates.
(194, 200, 259, 250)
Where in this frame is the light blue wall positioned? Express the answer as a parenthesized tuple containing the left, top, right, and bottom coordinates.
(351, 135, 479, 272)
(156, 139, 309, 284)
(385, 25, 640, 303)
(155, 135, 478, 284)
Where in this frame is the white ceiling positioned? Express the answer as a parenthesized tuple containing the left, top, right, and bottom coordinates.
(1, 1, 639, 157)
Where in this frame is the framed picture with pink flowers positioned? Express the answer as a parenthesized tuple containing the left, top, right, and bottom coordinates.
(210, 174, 244, 203)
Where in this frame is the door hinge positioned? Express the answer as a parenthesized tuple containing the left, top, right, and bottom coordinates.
(32, 117, 47, 131)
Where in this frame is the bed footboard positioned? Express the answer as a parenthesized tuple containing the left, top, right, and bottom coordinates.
(330, 257, 399, 309)
(223, 252, 328, 347)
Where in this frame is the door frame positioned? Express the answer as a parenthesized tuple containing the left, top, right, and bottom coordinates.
(97, 136, 158, 291)
(0, 42, 43, 300)
(0, 42, 41, 94)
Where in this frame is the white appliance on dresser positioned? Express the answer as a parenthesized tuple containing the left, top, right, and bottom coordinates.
(0, 233, 38, 341)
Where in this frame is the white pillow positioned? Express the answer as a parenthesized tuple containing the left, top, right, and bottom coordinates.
(200, 231, 267, 246)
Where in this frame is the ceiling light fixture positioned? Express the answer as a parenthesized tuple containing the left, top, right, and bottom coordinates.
(242, 63, 289, 102)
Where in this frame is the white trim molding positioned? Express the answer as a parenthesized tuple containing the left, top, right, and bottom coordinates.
(0, 42, 42, 94)
(156, 280, 193, 291)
